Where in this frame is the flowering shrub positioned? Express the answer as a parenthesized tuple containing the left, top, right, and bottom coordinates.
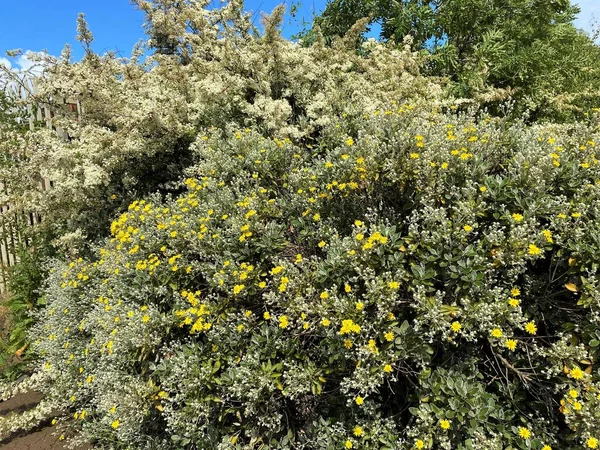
(1, 1, 442, 252)
(3, 103, 599, 449)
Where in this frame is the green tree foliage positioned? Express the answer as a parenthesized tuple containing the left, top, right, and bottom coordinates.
(314, 0, 600, 120)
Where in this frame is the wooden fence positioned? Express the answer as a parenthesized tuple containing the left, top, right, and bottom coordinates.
(0, 81, 80, 293)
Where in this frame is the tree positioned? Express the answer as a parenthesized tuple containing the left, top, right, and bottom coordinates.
(314, 0, 600, 120)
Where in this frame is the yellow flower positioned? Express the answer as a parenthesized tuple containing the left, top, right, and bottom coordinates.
(508, 298, 520, 308)
(271, 266, 285, 275)
(345, 284, 352, 293)
(569, 389, 578, 398)
(111, 420, 120, 429)
(383, 364, 392, 373)
(491, 328, 503, 338)
(355, 302, 364, 311)
(410, 153, 420, 159)
(346, 137, 354, 146)
(439, 419, 451, 430)
(388, 281, 400, 290)
(479, 186, 487, 192)
(528, 244, 542, 256)
(313, 213, 321, 221)
(345, 440, 353, 449)
(524, 321, 537, 335)
(355, 396, 364, 405)
(344, 339, 352, 348)
(340, 320, 361, 335)
(505, 339, 517, 351)
(415, 440, 425, 449)
(321, 318, 331, 327)
(512, 213, 524, 222)
(511, 287, 521, 297)
(384, 331, 394, 341)
(354, 220, 364, 227)
(279, 316, 289, 329)
(542, 445, 552, 450)
(353, 426, 364, 437)
(258, 281, 267, 289)
(450, 321, 461, 332)
(233, 284, 245, 295)
(588, 437, 598, 449)
(263, 311, 271, 320)
(318, 241, 326, 248)
(320, 291, 330, 300)
(142, 315, 150, 323)
(463, 224, 473, 232)
(355, 233, 364, 241)
(441, 162, 449, 169)
(570, 366, 585, 380)
(518, 427, 531, 439)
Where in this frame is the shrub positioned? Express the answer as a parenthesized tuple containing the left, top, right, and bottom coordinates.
(1, 2, 442, 254)
(4, 104, 600, 449)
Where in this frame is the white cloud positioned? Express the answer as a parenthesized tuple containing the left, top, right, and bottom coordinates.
(0, 57, 11, 69)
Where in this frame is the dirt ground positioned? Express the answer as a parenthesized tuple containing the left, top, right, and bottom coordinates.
(0, 392, 91, 450)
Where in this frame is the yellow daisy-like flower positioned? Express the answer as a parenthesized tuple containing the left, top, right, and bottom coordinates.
(320, 291, 330, 300)
(524, 321, 537, 335)
(451, 321, 461, 332)
(384, 331, 394, 341)
(542, 446, 551, 450)
(345, 440, 353, 449)
(355, 302, 364, 311)
(279, 316, 289, 329)
(355, 396, 364, 405)
(528, 244, 542, 256)
(415, 440, 425, 449)
(588, 437, 598, 449)
(383, 364, 393, 373)
(491, 328, 503, 338)
(321, 318, 331, 327)
(313, 213, 321, 221)
(505, 339, 517, 351)
(508, 298, 520, 308)
(439, 419, 451, 430)
(111, 420, 120, 429)
(463, 225, 473, 232)
(345, 284, 352, 293)
(512, 213, 524, 222)
(570, 366, 585, 380)
(388, 281, 400, 290)
(233, 284, 245, 295)
(518, 427, 531, 439)
(353, 426, 364, 437)
(263, 311, 271, 320)
(511, 287, 521, 297)
(568, 389, 578, 398)
(318, 241, 326, 248)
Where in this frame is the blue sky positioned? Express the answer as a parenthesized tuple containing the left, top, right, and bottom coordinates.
(0, 0, 598, 70)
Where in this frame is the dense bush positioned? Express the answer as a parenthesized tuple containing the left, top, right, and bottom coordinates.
(1, 103, 599, 449)
(0, 2, 442, 253)
(2, 2, 600, 450)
